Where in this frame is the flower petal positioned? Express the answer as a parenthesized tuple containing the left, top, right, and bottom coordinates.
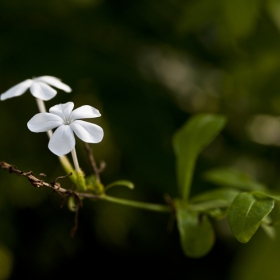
(1, 79, 33, 100)
(48, 125, 75, 156)
(36, 76, 72, 92)
(30, 82, 57, 101)
(27, 113, 63, 132)
(49, 102, 74, 120)
(70, 120, 104, 143)
(71, 105, 101, 120)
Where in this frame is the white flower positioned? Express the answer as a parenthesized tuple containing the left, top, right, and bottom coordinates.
(27, 102, 104, 156)
(1, 76, 71, 101)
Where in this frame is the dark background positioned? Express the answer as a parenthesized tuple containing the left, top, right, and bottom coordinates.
(1, 0, 280, 279)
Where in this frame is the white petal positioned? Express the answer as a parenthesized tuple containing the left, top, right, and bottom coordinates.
(36, 76, 72, 92)
(49, 102, 74, 120)
(27, 113, 63, 132)
(71, 105, 101, 120)
(48, 125, 76, 156)
(70, 120, 104, 143)
(1, 79, 33, 100)
(30, 82, 57, 101)
(48, 125, 75, 156)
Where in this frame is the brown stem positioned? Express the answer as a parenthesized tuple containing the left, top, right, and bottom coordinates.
(83, 143, 106, 183)
(0, 161, 101, 200)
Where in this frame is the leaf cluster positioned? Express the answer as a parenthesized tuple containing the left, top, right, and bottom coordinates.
(172, 114, 278, 258)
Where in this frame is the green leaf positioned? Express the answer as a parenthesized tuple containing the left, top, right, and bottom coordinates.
(191, 188, 240, 204)
(189, 189, 239, 219)
(105, 180, 135, 191)
(204, 167, 266, 191)
(188, 199, 230, 212)
(252, 190, 280, 202)
(176, 208, 215, 258)
(228, 192, 274, 243)
(173, 114, 226, 200)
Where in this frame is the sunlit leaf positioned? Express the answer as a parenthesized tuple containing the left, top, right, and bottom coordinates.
(176, 200, 215, 258)
(204, 167, 266, 191)
(228, 192, 274, 243)
(173, 114, 226, 201)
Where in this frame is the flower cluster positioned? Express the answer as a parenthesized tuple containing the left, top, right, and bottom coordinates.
(1, 76, 104, 160)
(1, 76, 71, 101)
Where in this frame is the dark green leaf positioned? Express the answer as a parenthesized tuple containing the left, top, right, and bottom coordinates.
(228, 192, 274, 243)
(189, 189, 239, 218)
(191, 188, 240, 204)
(188, 200, 229, 219)
(173, 114, 226, 200)
(204, 167, 266, 191)
(176, 200, 215, 258)
(188, 199, 229, 212)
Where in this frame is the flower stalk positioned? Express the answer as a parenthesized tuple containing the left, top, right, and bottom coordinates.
(35, 98, 53, 138)
(71, 148, 87, 191)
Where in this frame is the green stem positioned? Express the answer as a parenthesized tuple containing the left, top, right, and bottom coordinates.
(70, 148, 86, 191)
(59, 155, 77, 182)
(71, 148, 80, 171)
(102, 194, 170, 213)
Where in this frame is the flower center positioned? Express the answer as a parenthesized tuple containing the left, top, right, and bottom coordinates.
(63, 118, 72, 125)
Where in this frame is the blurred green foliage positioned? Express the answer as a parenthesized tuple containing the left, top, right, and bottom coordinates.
(2, 0, 280, 279)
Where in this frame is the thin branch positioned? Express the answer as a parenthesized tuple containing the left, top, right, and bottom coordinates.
(0, 161, 171, 213)
(164, 193, 176, 232)
(70, 195, 82, 238)
(0, 161, 99, 200)
(1, 160, 171, 237)
(84, 143, 106, 183)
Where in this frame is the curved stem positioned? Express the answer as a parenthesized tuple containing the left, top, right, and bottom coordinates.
(35, 98, 53, 138)
(102, 194, 170, 213)
(71, 148, 80, 171)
